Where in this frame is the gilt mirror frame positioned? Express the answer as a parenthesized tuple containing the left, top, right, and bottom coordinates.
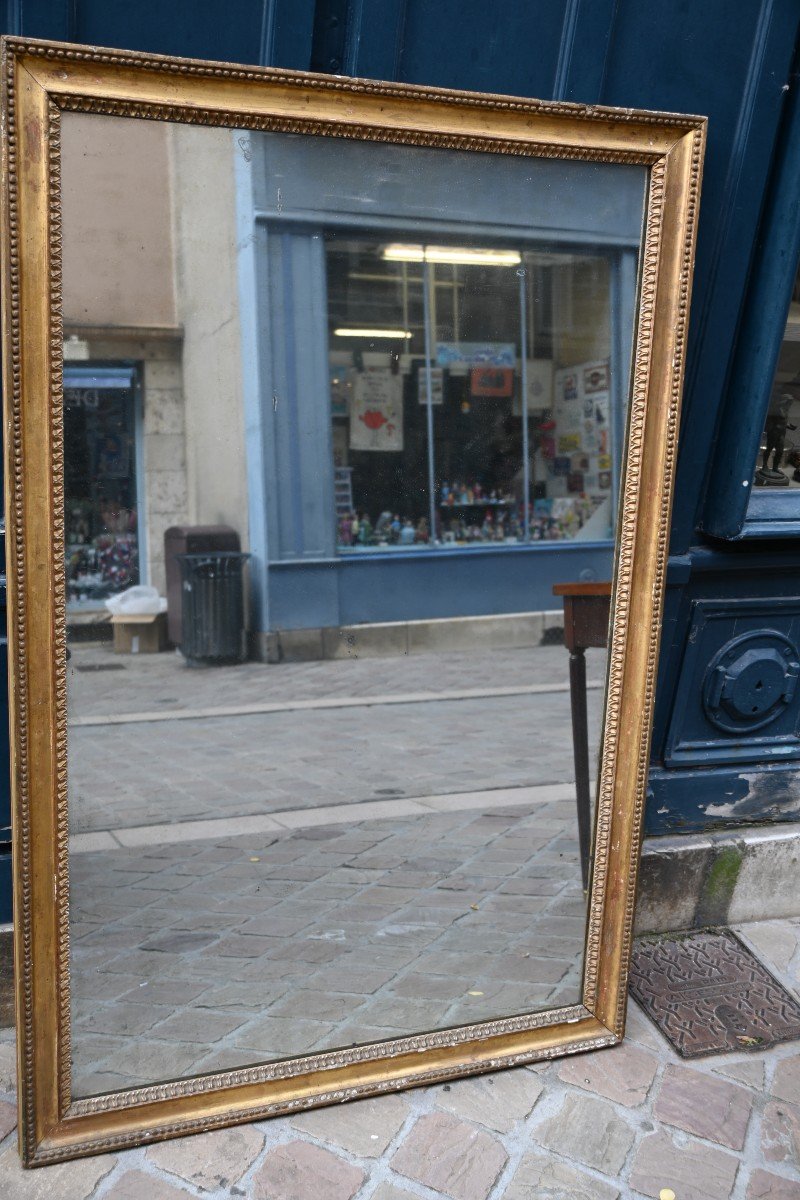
(0, 35, 705, 1167)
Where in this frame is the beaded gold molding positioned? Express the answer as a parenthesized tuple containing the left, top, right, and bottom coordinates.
(70, 1003, 589, 1117)
(38, 1031, 619, 1163)
(0, 36, 706, 1167)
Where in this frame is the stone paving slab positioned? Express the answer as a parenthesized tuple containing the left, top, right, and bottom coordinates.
(66, 719, 594, 1091)
(65, 637, 596, 1099)
(68, 691, 603, 834)
(66, 642, 604, 835)
(2, 917, 800, 1198)
(67, 643, 606, 719)
(69, 799, 586, 1094)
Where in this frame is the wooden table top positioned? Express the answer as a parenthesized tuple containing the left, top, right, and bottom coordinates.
(552, 581, 612, 597)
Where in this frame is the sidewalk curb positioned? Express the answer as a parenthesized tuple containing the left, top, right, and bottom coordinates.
(637, 821, 800, 932)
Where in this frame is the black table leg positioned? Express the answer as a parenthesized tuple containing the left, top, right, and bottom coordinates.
(568, 646, 592, 891)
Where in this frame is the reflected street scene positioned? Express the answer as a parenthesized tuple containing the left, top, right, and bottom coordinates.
(62, 113, 643, 1096)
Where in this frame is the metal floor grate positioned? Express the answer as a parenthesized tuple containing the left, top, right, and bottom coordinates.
(629, 928, 800, 1058)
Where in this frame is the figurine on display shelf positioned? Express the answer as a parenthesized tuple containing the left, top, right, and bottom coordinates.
(67, 505, 91, 545)
(755, 392, 797, 486)
(67, 535, 138, 600)
(67, 546, 103, 598)
(414, 517, 430, 543)
(375, 511, 393, 541)
(96, 535, 138, 591)
(336, 492, 556, 550)
(338, 512, 354, 546)
(441, 479, 507, 506)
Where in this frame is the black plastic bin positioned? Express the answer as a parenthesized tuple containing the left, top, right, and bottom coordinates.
(176, 551, 250, 666)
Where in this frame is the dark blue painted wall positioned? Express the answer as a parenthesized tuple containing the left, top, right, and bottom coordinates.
(3, 0, 800, 921)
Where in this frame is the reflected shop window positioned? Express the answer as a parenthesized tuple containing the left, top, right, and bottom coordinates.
(64, 369, 141, 605)
(327, 239, 622, 551)
(754, 261, 800, 489)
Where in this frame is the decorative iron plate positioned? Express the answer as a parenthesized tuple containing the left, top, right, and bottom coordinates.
(629, 929, 800, 1057)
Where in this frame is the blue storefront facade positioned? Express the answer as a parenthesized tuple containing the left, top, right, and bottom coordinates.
(235, 132, 643, 635)
(2, 0, 800, 920)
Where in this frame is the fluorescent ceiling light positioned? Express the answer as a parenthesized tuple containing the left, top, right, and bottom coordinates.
(333, 327, 413, 339)
(382, 244, 521, 266)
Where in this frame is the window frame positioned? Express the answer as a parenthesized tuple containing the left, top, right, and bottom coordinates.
(269, 221, 638, 561)
(704, 69, 800, 539)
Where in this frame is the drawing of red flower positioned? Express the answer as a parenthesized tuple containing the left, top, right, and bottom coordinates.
(360, 409, 389, 430)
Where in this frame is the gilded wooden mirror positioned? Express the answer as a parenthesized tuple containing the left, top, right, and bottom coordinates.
(0, 36, 705, 1165)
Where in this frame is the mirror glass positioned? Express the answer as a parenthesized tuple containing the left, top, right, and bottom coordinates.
(62, 113, 646, 1096)
(752, 259, 800, 490)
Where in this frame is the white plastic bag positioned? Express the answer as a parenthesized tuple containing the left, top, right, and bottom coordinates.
(104, 585, 167, 616)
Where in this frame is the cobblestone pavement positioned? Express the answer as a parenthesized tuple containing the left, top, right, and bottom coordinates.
(69, 796, 585, 1095)
(67, 642, 605, 720)
(65, 641, 596, 1097)
(36, 638, 775, 1195)
(1, 918, 799, 1198)
(66, 643, 605, 833)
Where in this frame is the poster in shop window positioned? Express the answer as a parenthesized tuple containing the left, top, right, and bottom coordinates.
(435, 342, 515, 368)
(349, 367, 404, 451)
(329, 361, 356, 418)
(417, 366, 444, 405)
(552, 369, 582, 453)
(470, 366, 514, 397)
(552, 359, 611, 492)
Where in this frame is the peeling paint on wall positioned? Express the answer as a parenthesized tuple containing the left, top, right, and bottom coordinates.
(704, 770, 800, 822)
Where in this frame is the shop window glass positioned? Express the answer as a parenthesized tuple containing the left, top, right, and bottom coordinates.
(325, 235, 619, 552)
(64, 375, 140, 606)
(753, 261, 800, 490)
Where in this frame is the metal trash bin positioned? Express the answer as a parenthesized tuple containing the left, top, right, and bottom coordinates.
(164, 525, 240, 647)
(176, 551, 250, 666)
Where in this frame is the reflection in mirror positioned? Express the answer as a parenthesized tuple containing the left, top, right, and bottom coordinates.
(752, 260, 800, 489)
(62, 113, 645, 1096)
